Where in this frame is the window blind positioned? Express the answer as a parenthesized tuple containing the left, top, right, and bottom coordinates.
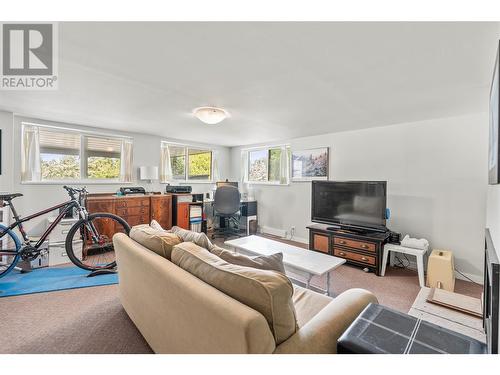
(39, 127, 80, 155)
(85, 136, 122, 158)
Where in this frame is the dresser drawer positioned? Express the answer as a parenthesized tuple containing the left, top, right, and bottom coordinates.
(125, 214, 149, 226)
(334, 237, 376, 252)
(116, 198, 150, 208)
(86, 200, 115, 213)
(333, 248, 376, 266)
(49, 240, 83, 266)
(116, 206, 148, 217)
(47, 218, 78, 243)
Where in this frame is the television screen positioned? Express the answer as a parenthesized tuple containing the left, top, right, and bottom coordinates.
(489, 41, 500, 185)
(311, 181, 387, 230)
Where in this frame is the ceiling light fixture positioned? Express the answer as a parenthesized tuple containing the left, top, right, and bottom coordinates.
(193, 106, 229, 125)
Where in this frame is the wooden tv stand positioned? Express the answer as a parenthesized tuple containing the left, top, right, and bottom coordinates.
(307, 223, 390, 275)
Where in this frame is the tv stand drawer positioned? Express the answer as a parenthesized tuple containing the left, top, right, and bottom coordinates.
(333, 248, 376, 266)
(334, 237, 376, 252)
(312, 233, 329, 253)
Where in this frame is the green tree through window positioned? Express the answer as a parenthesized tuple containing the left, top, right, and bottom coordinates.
(87, 157, 121, 179)
(268, 148, 281, 181)
(188, 149, 212, 180)
(41, 154, 80, 180)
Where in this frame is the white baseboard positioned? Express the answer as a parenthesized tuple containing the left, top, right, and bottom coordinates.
(292, 236, 309, 245)
(260, 226, 286, 238)
(454, 270, 483, 285)
(391, 253, 483, 285)
(259, 226, 308, 245)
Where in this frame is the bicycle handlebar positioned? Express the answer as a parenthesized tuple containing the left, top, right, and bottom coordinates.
(63, 185, 88, 198)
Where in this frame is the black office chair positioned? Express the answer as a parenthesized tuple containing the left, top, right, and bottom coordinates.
(212, 185, 241, 240)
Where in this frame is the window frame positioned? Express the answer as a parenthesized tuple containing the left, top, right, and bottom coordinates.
(244, 145, 290, 186)
(168, 144, 187, 181)
(161, 142, 215, 184)
(21, 122, 133, 184)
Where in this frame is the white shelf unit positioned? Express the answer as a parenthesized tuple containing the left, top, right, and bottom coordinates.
(46, 217, 83, 266)
(189, 204, 203, 233)
(0, 203, 11, 265)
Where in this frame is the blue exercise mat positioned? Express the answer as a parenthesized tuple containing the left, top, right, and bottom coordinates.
(0, 266, 118, 298)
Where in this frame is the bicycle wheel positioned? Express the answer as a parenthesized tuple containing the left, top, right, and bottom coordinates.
(0, 225, 21, 278)
(65, 213, 130, 271)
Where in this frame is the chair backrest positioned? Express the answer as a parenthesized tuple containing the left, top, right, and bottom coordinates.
(214, 186, 240, 215)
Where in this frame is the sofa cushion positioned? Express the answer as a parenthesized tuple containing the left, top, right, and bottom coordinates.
(209, 245, 286, 274)
(150, 219, 166, 232)
(170, 226, 213, 249)
(292, 285, 332, 328)
(171, 242, 297, 344)
(130, 224, 182, 260)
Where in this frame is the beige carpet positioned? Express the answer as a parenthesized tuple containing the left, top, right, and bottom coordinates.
(0, 234, 482, 354)
(0, 284, 152, 354)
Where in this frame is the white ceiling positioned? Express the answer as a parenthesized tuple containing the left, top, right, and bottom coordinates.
(1, 22, 499, 147)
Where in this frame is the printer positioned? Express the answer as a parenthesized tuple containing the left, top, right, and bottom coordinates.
(119, 186, 146, 195)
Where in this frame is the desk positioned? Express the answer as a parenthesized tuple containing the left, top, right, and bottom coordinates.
(204, 199, 257, 235)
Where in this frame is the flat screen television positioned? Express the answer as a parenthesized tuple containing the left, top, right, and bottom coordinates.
(484, 229, 499, 354)
(489, 40, 500, 184)
(311, 180, 387, 232)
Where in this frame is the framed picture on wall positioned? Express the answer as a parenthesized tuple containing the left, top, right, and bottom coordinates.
(291, 147, 329, 181)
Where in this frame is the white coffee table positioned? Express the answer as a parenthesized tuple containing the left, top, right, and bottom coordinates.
(224, 235, 345, 296)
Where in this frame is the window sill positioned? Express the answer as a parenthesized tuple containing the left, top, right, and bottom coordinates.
(245, 181, 290, 186)
(160, 181, 215, 185)
(21, 180, 133, 185)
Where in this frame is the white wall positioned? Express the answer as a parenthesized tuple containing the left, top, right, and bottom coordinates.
(0, 111, 14, 193)
(230, 113, 488, 281)
(0, 111, 231, 232)
(1, 109, 490, 280)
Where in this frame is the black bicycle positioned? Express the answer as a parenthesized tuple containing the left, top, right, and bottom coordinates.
(0, 186, 130, 278)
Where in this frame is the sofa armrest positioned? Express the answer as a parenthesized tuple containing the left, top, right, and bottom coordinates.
(274, 288, 377, 354)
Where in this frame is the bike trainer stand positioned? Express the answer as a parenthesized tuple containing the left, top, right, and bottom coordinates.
(87, 269, 117, 277)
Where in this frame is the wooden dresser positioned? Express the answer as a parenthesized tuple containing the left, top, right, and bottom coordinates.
(307, 223, 389, 275)
(86, 194, 172, 232)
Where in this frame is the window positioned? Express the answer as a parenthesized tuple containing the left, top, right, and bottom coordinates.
(84, 136, 122, 179)
(161, 143, 214, 182)
(169, 145, 186, 180)
(188, 148, 212, 181)
(21, 123, 133, 183)
(248, 149, 267, 182)
(39, 127, 81, 180)
(244, 145, 289, 185)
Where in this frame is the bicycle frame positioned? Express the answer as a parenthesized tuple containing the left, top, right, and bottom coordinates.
(1, 186, 125, 277)
(1, 199, 84, 249)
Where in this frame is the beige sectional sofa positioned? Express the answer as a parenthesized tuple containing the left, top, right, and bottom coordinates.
(113, 229, 377, 354)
